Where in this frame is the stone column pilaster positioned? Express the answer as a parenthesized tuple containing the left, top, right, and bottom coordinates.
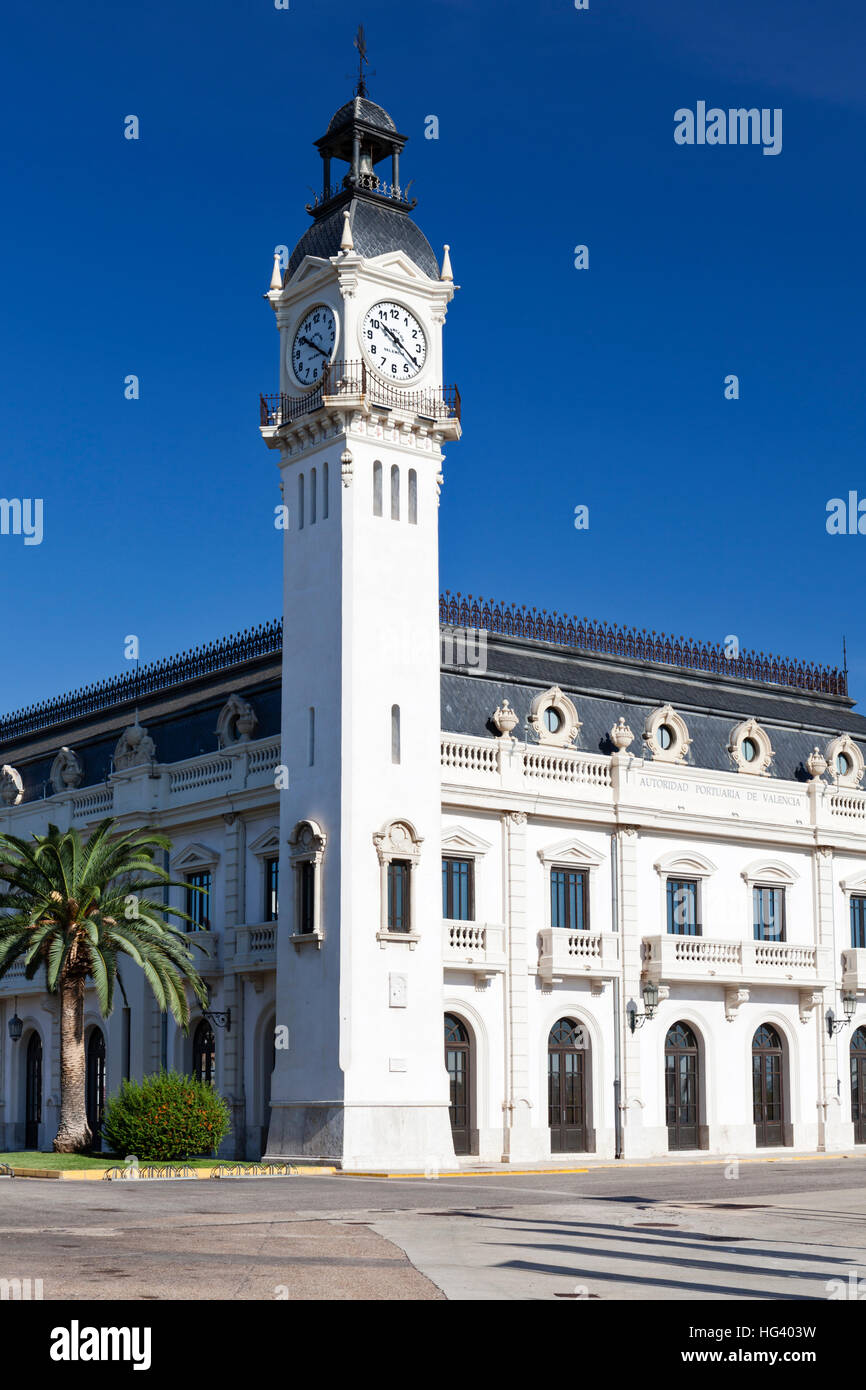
(501, 809, 543, 1160)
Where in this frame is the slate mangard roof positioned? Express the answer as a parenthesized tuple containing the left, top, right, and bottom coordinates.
(0, 601, 859, 794)
(288, 197, 439, 279)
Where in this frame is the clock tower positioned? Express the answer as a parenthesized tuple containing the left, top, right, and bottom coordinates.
(260, 76, 461, 1169)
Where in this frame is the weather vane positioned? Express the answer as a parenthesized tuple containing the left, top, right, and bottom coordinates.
(352, 24, 375, 97)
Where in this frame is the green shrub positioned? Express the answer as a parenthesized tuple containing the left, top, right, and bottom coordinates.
(102, 1070, 231, 1161)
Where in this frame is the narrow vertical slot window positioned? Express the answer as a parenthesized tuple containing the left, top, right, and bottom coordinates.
(298, 473, 305, 530)
(322, 460, 329, 518)
(391, 704, 401, 764)
(408, 469, 418, 524)
(308, 707, 315, 767)
(310, 467, 317, 524)
(391, 464, 400, 520)
(373, 461, 383, 516)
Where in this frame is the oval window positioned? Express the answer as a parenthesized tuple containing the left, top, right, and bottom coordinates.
(837, 753, 850, 775)
(544, 707, 562, 734)
(656, 725, 674, 750)
(742, 737, 758, 763)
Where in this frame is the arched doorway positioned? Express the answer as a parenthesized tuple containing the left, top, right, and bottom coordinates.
(444, 1014, 472, 1155)
(261, 1016, 276, 1157)
(548, 1018, 589, 1153)
(193, 1020, 216, 1087)
(752, 1024, 786, 1147)
(25, 1033, 43, 1150)
(86, 1028, 107, 1151)
(665, 1022, 700, 1151)
(851, 1027, 866, 1144)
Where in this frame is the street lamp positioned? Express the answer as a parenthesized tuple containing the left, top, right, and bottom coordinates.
(827, 992, 857, 1037)
(7, 998, 22, 1042)
(628, 980, 660, 1033)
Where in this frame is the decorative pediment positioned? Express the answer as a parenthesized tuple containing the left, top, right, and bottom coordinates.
(654, 850, 718, 879)
(249, 825, 280, 858)
(538, 836, 603, 868)
(740, 857, 799, 886)
(365, 250, 431, 281)
(840, 870, 866, 894)
(216, 693, 258, 748)
(373, 817, 422, 866)
(288, 819, 327, 863)
(172, 842, 220, 872)
(441, 825, 492, 856)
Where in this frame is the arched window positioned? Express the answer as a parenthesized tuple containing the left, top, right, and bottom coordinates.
(752, 1024, 786, 1148)
(322, 460, 329, 519)
(298, 473, 305, 531)
(408, 469, 418, 524)
(851, 1027, 866, 1145)
(391, 464, 400, 520)
(193, 1020, 216, 1087)
(310, 466, 317, 524)
(391, 704, 401, 764)
(373, 461, 383, 516)
(25, 1033, 42, 1149)
(86, 1028, 107, 1148)
(548, 1018, 589, 1153)
(444, 1014, 471, 1154)
(665, 1022, 699, 1151)
(373, 819, 422, 939)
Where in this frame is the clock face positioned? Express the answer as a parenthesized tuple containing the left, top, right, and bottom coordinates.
(290, 304, 337, 387)
(362, 301, 427, 381)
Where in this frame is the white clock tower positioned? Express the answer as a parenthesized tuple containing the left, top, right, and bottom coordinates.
(260, 75, 461, 1169)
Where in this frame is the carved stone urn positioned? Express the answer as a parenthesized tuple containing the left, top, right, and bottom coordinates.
(492, 699, 519, 739)
(610, 717, 634, 752)
(806, 747, 828, 780)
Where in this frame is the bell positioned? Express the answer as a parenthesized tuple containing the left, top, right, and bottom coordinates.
(359, 150, 374, 177)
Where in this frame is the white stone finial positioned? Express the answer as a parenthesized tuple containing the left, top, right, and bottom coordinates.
(441, 244, 453, 282)
(610, 717, 634, 752)
(492, 699, 519, 739)
(806, 746, 828, 780)
(340, 209, 354, 253)
(269, 252, 283, 292)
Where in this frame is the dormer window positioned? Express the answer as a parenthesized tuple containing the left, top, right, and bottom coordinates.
(644, 705, 691, 764)
(728, 719, 774, 775)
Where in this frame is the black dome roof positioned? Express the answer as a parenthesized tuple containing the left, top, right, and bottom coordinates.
(326, 96, 397, 135)
(288, 197, 440, 280)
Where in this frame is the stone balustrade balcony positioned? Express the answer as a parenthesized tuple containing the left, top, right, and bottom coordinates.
(842, 948, 866, 994)
(232, 922, 277, 972)
(443, 920, 506, 981)
(642, 934, 833, 988)
(538, 928, 620, 985)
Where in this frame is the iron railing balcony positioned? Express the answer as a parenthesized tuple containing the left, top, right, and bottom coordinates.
(260, 359, 461, 430)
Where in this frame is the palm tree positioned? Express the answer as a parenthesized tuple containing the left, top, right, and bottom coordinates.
(0, 818, 209, 1153)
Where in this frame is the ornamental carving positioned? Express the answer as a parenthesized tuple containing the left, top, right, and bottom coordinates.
(727, 717, 774, 776)
(373, 818, 423, 866)
(610, 717, 634, 751)
(492, 699, 519, 739)
(824, 733, 864, 788)
(0, 765, 23, 806)
(50, 746, 83, 794)
(527, 686, 581, 748)
(643, 705, 691, 764)
(216, 693, 258, 748)
(114, 717, 156, 771)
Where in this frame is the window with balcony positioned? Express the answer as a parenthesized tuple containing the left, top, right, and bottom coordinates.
(387, 860, 411, 932)
(551, 867, 588, 931)
(265, 857, 279, 922)
(852, 894, 866, 949)
(666, 878, 700, 936)
(753, 885, 785, 942)
(442, 857, 474, 921)
(185, 871, 211, 932)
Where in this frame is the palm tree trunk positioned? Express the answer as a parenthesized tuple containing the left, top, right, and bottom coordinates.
(54, 975, 92, 1153)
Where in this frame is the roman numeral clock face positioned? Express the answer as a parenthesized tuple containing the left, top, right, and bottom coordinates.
(362, 301, 427, 380)
(290, 304, 337, 387)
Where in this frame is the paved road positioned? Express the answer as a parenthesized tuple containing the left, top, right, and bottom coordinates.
(2, 1155, 865, 1300)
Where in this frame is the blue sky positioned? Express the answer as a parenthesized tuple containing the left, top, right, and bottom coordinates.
(1, 0, 864, 712)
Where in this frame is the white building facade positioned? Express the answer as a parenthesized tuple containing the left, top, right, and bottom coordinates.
(1, 86, 866, 1168)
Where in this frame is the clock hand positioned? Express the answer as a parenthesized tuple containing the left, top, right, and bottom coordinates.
(299, 335, 329, 358)
(380, 322, 419, 366)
